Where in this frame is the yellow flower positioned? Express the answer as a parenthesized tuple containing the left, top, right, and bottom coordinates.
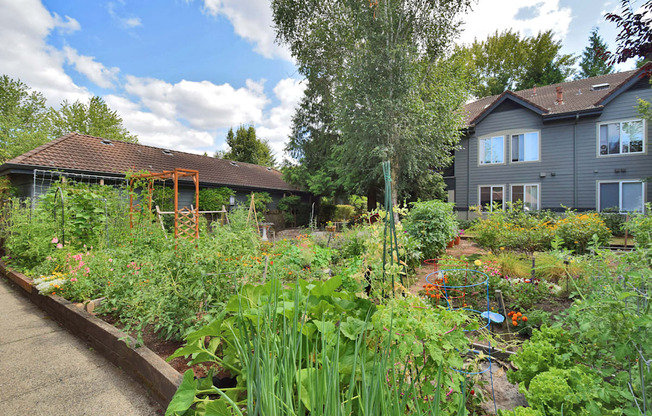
(500, 246, 505, 251)
(474, 259, 482, 267)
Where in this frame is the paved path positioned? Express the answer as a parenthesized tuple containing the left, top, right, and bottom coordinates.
(0, 276, 163, 416)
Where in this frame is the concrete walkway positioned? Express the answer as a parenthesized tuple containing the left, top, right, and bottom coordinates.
(0, 277, 163, 415)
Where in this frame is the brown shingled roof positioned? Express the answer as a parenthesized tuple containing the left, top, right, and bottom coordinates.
(463, 66, 650, 126)
(4, 133, 301, 192)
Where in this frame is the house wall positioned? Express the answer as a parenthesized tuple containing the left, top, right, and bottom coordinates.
(575, 78, 652, 210)
(454, 80, 652, 216)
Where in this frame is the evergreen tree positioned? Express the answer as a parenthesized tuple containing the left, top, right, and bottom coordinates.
(577, 28, 613, 79)
(221, 125, 275, 167)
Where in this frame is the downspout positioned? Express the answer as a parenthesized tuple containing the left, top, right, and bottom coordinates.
(467, 136, 471, 221)
(573, 113, 579, 209)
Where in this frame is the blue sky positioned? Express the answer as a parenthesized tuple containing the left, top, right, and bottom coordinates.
(0, 0, 644, 157)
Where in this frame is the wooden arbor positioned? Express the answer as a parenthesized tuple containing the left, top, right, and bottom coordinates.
(129, 168, 200, 240)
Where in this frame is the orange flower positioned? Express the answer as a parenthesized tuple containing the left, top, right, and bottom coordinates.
(522, 316, 528, 322)
(512, 321, 518, 326)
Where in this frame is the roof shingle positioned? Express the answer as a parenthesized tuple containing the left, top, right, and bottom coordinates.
(4, 133, 301, 192)
(463, 66, 649, 125)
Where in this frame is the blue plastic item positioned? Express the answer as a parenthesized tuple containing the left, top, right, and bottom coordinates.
(481, 311, 505, 324)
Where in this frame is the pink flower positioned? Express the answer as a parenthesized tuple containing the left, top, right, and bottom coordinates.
(108, 258, 113, 262)
(56, 243, 63, 249)
(84, 267, 90, 274)
(51, 237, 58, 244)
(70, 278, 77, 282)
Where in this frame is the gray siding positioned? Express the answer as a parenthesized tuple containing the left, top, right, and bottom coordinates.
(455, 82, 652, 212)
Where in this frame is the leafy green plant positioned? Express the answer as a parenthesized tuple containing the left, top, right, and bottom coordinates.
(166, 277, 474, 415)
(198, 187, 234, 211)
(403, 199, 458, 259)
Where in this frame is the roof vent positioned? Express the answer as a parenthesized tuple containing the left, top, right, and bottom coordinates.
(230, 161, 239, 167)
(591, 83, 610, 91)
(266, 167, 272, 171)
(101, 139, 113, 146)
(162, 149, 173, 156)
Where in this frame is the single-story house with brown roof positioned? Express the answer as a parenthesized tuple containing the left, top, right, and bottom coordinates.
(0, 133, 310, 220)
(451, 64, 652, 218)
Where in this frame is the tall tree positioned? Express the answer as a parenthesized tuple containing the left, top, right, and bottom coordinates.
(457, 30, 576, 97)
(0, 75, 50, 162)
(273, 0, 472, 209)
(605, 0, 652, 64)
(220, 125, 275, 167)
(577, 28, 614, 79)
(48, 96, 138, 143)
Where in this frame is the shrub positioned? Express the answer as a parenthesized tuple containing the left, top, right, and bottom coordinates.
(554, 211, 611, 254)
(599, 208, 626, 236)
(624, 203, 652, 248)
(334, 204, 355, 221)
(469, 206, 555, 253)
(197, 187, 234, 211)
(402, 199, 457, 259)
(277, 195, 302, 226)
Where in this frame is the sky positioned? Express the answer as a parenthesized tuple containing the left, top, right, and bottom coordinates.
(0, 0, 644, 159)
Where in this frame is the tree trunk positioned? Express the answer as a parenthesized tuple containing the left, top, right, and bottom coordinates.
(367, 188, 377, 211)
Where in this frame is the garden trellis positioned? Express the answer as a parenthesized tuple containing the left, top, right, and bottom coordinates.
(128, 168, 200, 241)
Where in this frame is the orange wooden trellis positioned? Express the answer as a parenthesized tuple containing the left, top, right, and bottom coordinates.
(128, 168, 200, 241)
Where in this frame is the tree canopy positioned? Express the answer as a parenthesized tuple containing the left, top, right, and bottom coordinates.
(273, 0, 472, 207)
(1, 75, 138, 163)
(456, 30, 576, 97)
(0, 75, 50, 162)
(48, 96, 138, 143)
(577, 28, 614, 79)
(218, 125, 275, 167)
(605, 0, 652, 64)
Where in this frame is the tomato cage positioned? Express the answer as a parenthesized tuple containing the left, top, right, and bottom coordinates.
(422, 259, 471, 311)
(425, 268, 498, 414)
(425, 268, 490, 331)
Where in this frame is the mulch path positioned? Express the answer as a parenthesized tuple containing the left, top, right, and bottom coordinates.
(408, 238, 486, 296)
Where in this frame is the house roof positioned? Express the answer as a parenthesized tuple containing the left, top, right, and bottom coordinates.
(463, 65, 651, 126)
(3, 132, 301, 193)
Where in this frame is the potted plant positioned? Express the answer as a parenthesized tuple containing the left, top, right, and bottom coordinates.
(325, 221, 336, 233)
(454, 229, 463, 245)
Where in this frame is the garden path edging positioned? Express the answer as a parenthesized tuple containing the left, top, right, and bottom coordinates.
(0, 260, 183, 409)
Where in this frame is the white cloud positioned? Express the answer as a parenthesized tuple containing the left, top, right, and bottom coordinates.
(104, 94, 215, 153)
(107, 2, 143, 29)
(123, 17, 142, 28)
(0, 1, 314, 158)
(124, 75, 270, 130)
(63, 46, 120, 89)
(459, 0, 572, 45)
(0, 0, 90, 106)
(200, 0, 292, 61)
(256, 78, 306, 157)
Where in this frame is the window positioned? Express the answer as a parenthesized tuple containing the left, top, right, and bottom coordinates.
(479, 185, 504, 211)
(511, 132, 539, 162)
(511, 184, 539, 211)
(599, 181, 644, 212)
(479, 136, 504, 165)
(598, 120, 644, 155)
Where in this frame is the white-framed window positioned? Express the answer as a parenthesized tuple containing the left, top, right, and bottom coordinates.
(479, 185, 504, 211)
(598, 119, 645, 156)
(511, 131, 540, 162)
(479, 136, 504, 165)
(511, 184, 539, 211)
(598, 180, 645, 213)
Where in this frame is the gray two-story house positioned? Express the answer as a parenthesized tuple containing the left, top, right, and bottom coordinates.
(451, 65, 652, 219)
